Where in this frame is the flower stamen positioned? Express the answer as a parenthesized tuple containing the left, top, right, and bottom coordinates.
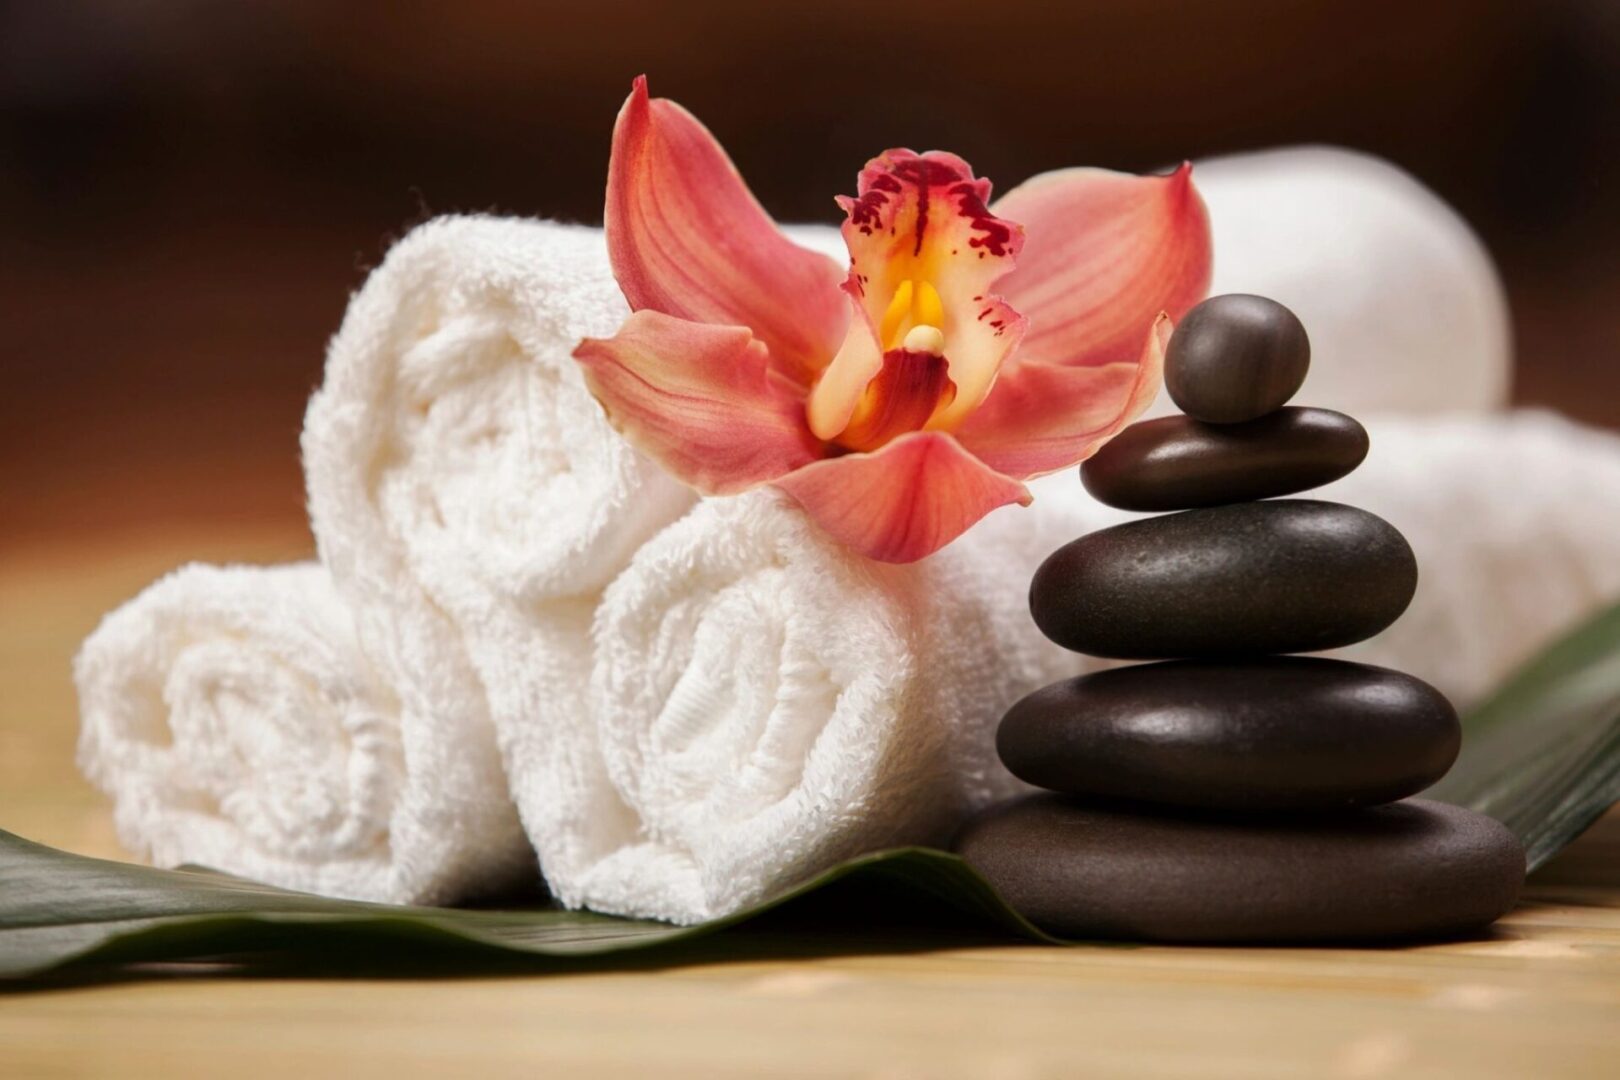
(880, 279, 946, 350)
(901, 323, 946, 355)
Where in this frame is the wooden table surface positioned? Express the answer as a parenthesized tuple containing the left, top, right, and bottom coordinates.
(3, 528, 1618, 1079)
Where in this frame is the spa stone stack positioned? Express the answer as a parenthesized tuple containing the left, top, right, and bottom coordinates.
(956, 294, 1526, 943)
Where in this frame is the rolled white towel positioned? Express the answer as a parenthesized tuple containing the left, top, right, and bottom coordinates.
(1153, 146, 1512, 416)
(557, 488, 1091, 924)
(1324, 410, 1620, 707)
(557, 407, 1620, 924)
(302, 215, 694, 901)
(73, 563, 469, 902)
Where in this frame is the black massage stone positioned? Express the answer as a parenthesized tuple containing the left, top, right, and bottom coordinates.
(1080, 407, 1368, 512)
(1164, 293, 1311, 423)
(1029, 500, 1417, 659)
(996, 658, 1460, 811)
(955, 795, 1524, 943)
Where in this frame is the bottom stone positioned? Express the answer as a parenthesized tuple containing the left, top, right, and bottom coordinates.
(954, 795, 1524, 943)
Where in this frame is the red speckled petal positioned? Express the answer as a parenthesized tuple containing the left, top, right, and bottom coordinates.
(606, 77, 848, 387)
(574, 310, 824, 494)
(991, 164, 1210, 370)
(956, 314, 1169, 479)
(775, 431, 1031, 563)
(836, 150, 1026, 426)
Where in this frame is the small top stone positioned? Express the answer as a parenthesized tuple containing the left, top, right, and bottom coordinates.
(1165, 294, 1310, 423)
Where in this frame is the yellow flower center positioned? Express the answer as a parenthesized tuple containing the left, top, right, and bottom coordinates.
(879, 279, 946, 351)
(805, 279, 956, 447)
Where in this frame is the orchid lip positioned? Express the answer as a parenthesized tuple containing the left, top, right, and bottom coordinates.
(834, 346, 957, 454)
(805, 149, 1028, 452)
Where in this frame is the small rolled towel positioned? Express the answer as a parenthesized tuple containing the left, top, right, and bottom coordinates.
(553, 489, 1088, 923)
(75, 563, 438, 901)
(1156, 146, 1513, 417)
(302, 215, 694, 900)
(1326, 410, 1620, 708)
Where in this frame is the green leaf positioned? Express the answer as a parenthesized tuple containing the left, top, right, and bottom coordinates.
(5, 598, 1620, 982)
(1428, 599, 1620, 871)
(0, 829, 1061, 981)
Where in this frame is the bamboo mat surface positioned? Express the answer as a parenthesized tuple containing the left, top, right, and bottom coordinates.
(3, 528, 1617, 1079)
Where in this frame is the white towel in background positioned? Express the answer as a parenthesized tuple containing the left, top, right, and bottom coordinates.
(301, 215, 695, 902)
(1187, 146, 1513, 416)
(1323, 411, 1620, 708)
(788, 147, 1512, 421)
(73, 563, 488, 902)
(540, 488, 1089, 924)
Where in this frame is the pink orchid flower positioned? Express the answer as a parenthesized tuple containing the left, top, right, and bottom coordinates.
(575, 77, 1212, 563)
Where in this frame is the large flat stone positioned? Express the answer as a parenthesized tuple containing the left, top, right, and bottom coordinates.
(997, 658, 1460, 811)
(1030, 500, 1417, 658)
(955, 795, 1524, 942)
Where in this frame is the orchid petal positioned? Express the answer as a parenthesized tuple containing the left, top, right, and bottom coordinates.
(956, 314, 1170, 479)
(574, 310, 823, 494)
(606, 77, 848, 386)
(991, 164, 1210, 370)
(835, 150, 1026, 428)
(775, 432, 1031, 563)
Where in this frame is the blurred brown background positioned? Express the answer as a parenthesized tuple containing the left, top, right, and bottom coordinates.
(2, 0, 1618, 557)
